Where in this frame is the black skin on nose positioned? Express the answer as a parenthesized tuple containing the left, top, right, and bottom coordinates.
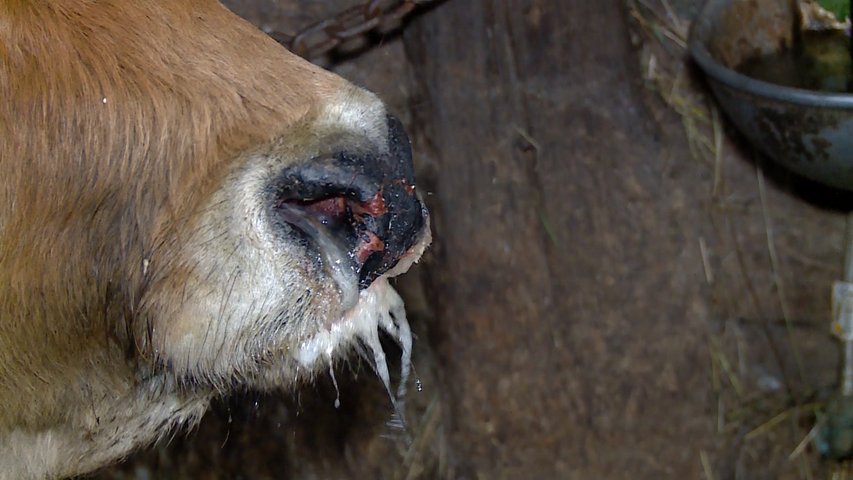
(269, 115, 426, 289)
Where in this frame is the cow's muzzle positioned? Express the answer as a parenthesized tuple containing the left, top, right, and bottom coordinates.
(270, 115, 428, 289)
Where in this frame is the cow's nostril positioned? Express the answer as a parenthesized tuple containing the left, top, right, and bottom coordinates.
(273, 183, 424, 289)
(274, 191, 385, 252)
(270, 118, 426, 290)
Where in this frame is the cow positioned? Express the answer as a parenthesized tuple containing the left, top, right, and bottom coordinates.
(0, 1, 430, 478)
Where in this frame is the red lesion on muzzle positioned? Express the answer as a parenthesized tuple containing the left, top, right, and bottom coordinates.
(287, 190, 390, 267)
(355, 230, 385, 264)
(350, 191, 388, 264)
(302, 197, 346, 219)
(350, 191, 386, 217)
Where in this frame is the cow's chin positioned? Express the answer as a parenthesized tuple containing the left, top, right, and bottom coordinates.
(145, 212, 431, 402)
(254, 276, 407, 389)
(256, 224, 431, 396)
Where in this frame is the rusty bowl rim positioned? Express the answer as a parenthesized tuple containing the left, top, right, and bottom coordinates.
(689, 0, 853, 109)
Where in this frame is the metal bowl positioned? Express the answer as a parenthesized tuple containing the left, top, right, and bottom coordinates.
(689, 0, 853, 190)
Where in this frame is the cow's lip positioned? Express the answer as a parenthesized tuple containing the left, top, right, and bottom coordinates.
(381, 204, 431, 279)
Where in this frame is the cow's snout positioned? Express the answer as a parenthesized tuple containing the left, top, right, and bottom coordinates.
(270, 115, 427, 289)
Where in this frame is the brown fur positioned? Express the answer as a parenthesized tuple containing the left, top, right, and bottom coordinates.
(0, 2, 424, 478)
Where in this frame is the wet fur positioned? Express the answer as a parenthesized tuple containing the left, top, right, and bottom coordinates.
(0, 2, 422, 478)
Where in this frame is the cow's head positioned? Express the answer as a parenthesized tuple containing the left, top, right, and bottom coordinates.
(0, 1, 429, 478)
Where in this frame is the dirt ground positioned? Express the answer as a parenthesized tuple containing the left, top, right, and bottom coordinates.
(93, 1, 852, 479)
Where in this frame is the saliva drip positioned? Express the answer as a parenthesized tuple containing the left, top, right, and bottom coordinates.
(329, 357, 341, 409)
(361, 282, 414, 430)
